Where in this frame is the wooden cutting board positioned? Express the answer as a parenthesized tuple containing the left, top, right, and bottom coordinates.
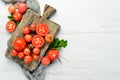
(5, 4, 60, 71)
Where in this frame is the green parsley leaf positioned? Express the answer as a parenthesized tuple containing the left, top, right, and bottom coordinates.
(8, 15, 14, 20)
(49, 38, 68, 50)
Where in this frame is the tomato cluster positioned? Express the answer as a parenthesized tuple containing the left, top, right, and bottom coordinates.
(11, 23, 55, 64)
(6, 2, 27, 33)
(41, 49, 60, 66)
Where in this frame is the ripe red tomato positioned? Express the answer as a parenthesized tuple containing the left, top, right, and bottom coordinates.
(30, 24, 36, 32)
(8, 5, 15, 13)
(47, 50, 59, 60)
(13, 12, 22, 21)
(27, 44, 34, 49)
(24, 34, 32, 42)
(14, 9, 20, 13)
(13, 38, 26, 51)
(22, 26, 30, 34)
(36, 24, 49, 36)
(6, 21, 16, 32)
(32, 35, 44, 48)
(33, 54, 39, 61)
(18, 52, 25, 59)
(41, 56, 51, 66)
(23, 48, 30, 56)
(33, 47, 40, 55)
(17, 2, 27, 13)
(11, 49, 18, 57)
(45, 34, 54, 43)
(24, 55, 32, 64)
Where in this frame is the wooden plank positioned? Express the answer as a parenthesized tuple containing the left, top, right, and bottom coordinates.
(5, 5, 60, 71)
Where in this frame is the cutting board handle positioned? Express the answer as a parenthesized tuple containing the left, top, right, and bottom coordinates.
(39, 4, 56, 23)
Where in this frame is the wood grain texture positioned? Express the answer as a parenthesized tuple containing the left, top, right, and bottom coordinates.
(5, 5, 60, 71)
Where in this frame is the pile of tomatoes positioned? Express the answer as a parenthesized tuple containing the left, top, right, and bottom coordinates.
(6, 2, 27, 32)
(10, 23, 59, 65)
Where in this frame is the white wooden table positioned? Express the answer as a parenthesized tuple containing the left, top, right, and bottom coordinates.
(1, 0, 120, 80)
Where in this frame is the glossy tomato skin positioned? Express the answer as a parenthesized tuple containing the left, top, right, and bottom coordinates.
(11, 49, 18, 56)
(45, 34, 54, 43)
(41, 56, 51, 66)
(30, 24, 36, 32)
(24, 34, 32, 42)
(24, 55, 32, 64)
(27, 44, 34, 49)
(6, 21, 16, 32)
(8, 5, 15, 13)
(23, 47, 30, 56)
(32, 35, 44, 48)
(33, 54, 39, 61)
(14, 38, 26, 51)
(36, 24, 49, 36)
(22, 26, 30, 34)
(17, 2, 27, 13)
(18, 52, 25, 59)
(13, 12, 22, 21)
(33, 47, 40, 55)
(47, 50, 59, 60)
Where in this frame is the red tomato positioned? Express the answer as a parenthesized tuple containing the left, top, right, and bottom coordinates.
(41, 56, 51, 66)
(8, 5, 15, 13)
(18, 52, 25, 59)
(23, 48, 30, 56)
(32, 35, 44, 48)
(47, 50, 59, 60)
(24, 55, 32, 64)
(27, 44, 34, 49)
(14, 9, 20, 13)
(33, 47, 40, 55)
(6, 21, 16, 32)
(33, 54, 39, 61)
(36, 24, 49, 36)
(11, 49, 18, 57)
(17, 2, 27, 13)
(13, 12, 22, 21)
(30, 24, 36, 32)
(24, 34, 32, 42)
(45, 34, 54, 43)
(13, 38, 26, 51)
(22, 26, 30, 34)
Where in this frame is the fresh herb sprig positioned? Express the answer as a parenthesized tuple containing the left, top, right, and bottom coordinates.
(49, 38, 68, 50)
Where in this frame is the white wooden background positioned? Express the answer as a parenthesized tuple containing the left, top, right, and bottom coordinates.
(1, 0, 120, 80)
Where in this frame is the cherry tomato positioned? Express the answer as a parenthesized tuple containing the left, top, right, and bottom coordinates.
(6, 21, 16, 32)
(33, 47, 40, 55)
(13, 12, 22, 21)
(36, 24, 49, 36)
(47, 50, 59, 60)
(23, 47, 30, 56)
(24, 55, 32, 64)
(33, 54, 39, 61)
(14, 38, 26, 51)
(32, 35, 44, 48)
(8, 5, 15, 13)
(22, 26, 30, 34)
(27, 44, 34, 49)
(17, 2, 27, 13)
(41, 56, 51, 66)
(24, 34, 32, 42)
(45, 34, 54, 43)
(18, 52, 25, 59)
(14, 9, 20, 13)
(11, 49, 18, 57)
(30, 24, 36, 32)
